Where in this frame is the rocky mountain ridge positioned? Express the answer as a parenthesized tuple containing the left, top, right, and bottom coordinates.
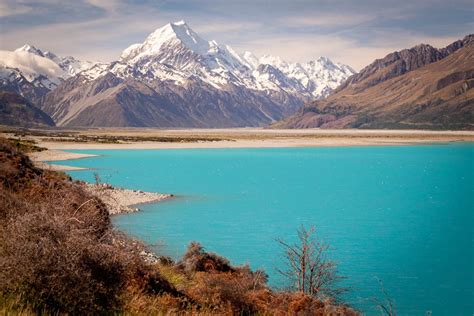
(36, 21, 355, 127)
(273, 34, 474, 130)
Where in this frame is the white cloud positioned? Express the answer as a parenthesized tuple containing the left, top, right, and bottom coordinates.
(0, 8, 177, 61)
(0, 50, 63, 79)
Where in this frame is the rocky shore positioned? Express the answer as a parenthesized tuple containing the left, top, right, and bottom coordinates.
(84, 183, 172, 215)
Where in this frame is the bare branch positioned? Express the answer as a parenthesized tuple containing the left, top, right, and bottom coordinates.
(276, 224, 348, 301)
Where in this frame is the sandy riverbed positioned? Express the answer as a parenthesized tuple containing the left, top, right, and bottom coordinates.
(10, 128, 474, 167)
(27, 129, 474, 151)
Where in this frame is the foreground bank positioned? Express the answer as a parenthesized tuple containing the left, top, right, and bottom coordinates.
(0, 137, 358, 315)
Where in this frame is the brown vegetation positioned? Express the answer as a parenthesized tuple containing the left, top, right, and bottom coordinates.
(0, 137, 178, 314)
(0, 136, 358, 315)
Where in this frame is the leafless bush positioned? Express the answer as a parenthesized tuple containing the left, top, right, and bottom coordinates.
(373, 277, 396, 316)
(94, 171, 102, 185)
(276, 225, 348, 301)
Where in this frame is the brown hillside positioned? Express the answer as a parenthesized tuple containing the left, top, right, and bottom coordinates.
(275, 35, 473, 129)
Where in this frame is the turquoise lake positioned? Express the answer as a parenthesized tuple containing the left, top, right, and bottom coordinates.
(53, 143, 473, 315)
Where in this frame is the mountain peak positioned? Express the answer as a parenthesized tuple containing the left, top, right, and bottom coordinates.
(316, 56, 332, 64)
(15, 44, 43, 56)
(121, 20, 211, 62)
(16, 44, 35, 51)
(14, 44, 59, 61)
(172, 20, 186, 26)
(161, 20, 190, 32)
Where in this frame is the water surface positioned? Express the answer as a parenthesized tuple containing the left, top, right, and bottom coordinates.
(55, 143, 473, 315)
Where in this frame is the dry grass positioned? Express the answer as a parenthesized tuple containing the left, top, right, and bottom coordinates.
(0, 137, 178, 314)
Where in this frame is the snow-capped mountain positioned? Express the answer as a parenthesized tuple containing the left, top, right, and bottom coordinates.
(0, 45, 100, 103)
(241, 53, 355, 98)
(14, 44, 99, 78)
(0, 49, 64, 91)
(3, 21, 356, 128)
(85, 21, 354, 98)
(108, 20, 268, 91)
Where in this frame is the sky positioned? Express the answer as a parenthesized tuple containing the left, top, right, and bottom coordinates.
(0, 0, 472, 70)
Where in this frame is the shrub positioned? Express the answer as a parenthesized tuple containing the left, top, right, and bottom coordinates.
(182, 242, 268, 314)
(0, 206, 128, 314)
(177, 241, 234, 274)
(0, 137, 178, 314)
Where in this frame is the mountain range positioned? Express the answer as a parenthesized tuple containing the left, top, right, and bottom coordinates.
(0, 22, 472, 130)
(273, 34, 473, 129)
(0, 44, 100, 105)
(0, 21, 354, 128)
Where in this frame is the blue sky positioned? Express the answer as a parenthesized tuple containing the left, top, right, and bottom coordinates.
(0, 0, 472, 70)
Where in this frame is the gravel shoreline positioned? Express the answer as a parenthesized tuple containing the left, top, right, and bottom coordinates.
(84, 183, 172, 215)
(27, 150, 172, 214)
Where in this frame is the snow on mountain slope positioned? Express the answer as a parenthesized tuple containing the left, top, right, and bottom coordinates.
(0, 50, 64, 89)
(116, 21, 355, 98)
(122, 20, 211, 62)
(2, 21, 356, 128)
(117, 21, 256, 90)
(0, 45, 102, 103)
(241, 54, 356, 98)
(15, 44, 99, 77)
(1, 22, 354, 105)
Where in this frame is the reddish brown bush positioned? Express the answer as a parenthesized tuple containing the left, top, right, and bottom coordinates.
(247, 290, 358, 315)
(188, 268, 267, 314)
(0, 137, 179, 314)
(177, 241, 235, 274)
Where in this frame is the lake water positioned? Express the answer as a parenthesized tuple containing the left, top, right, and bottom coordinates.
(54, 143, 473, 315)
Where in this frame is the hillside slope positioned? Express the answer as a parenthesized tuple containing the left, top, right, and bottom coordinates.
(0, 92, 54, 127)
(274, 35, 473, 130)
